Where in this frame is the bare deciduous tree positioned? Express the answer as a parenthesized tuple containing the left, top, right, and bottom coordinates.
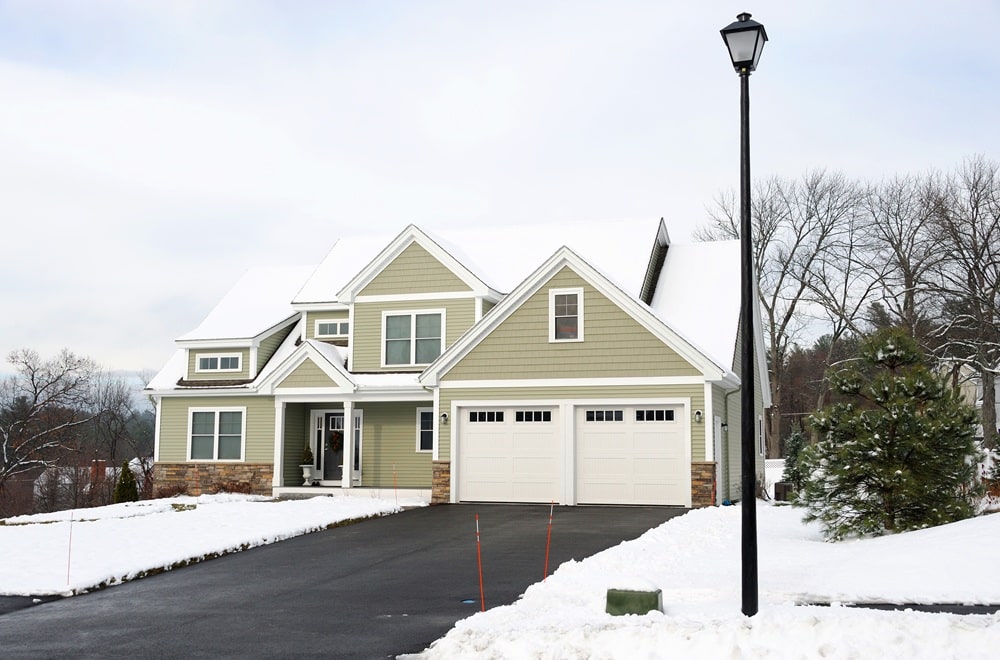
(697, 170, 855, 457)
(0, 349, 98, 499)
(930, 156, 1000, 448)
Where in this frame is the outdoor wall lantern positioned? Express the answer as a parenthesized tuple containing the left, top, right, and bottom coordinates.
(439, 412, 449, 425)
(694, 410, 704, 424)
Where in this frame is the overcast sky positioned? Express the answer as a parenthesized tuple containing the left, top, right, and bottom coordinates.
(1, 1, 998, 374)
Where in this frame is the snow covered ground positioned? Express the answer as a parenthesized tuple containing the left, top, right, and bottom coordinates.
(0, 493, 412, 596)
(2, 497, 998, 658)
(409, 504, 1000, 659)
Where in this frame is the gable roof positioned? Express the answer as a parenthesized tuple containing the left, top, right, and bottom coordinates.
(419, 245, 737, 387)
(292, 218, 669, 308)
(177, 266, 316, 343)
(335, 225, 497, 303)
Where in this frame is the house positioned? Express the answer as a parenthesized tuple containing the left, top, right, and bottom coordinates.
(33, 458, 151, 512)
(146, 219, 770, 507)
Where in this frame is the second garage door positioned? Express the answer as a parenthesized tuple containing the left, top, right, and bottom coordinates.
(575, 405, 689, 505)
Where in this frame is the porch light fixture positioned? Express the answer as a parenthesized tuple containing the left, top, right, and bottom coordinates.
(694, 410, 704, 424)
(721, 10, 767, 618)
(440, 412, 449, 425)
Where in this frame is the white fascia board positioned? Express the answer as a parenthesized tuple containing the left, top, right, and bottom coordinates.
(250, 314, 301, 345)
(290, 302, 350, 312)
(355, 291, 484, 304)
(147, 387, 254, 397)
(439, 376, 707, 389)
(176, 338, 254, 349)
(752, 286, 773, 409)
(336, 226, 492, 304)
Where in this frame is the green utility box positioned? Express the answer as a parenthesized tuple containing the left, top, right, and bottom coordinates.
(605, 588, 663, 616)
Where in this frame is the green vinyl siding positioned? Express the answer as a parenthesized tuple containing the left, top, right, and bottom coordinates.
(360, 242, 471, 296)
(281, 403, 310, 486)
(446, 267, 700, 380)
(351, 298, 476, 372)
(187, 349, 251, 381)
(257, 325, 293, 373)
(305, 310, 349, 341)
(358, 402, 432, 488)
(158, 395, 275, 463)
(277, 358, 338, 388)
(438, 384, 705, 462)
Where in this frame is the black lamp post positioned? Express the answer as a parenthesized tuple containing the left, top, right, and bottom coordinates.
(720, 11, 767, 618)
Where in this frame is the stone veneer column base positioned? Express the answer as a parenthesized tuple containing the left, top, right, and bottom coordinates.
(154, 463, 274, 497)
(431, 461, 451, 504)
(691, 462, 716, 508)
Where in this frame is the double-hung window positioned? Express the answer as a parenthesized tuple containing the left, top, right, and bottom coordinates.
(384, 311, 443, 366)
(189, 408, 245, 460)
(549, 288, 583, 342)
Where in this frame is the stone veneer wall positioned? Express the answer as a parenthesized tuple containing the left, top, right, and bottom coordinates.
(154, 463, 273, 497)
(690, 462, 716, 508)
(431, 461, 451, 504)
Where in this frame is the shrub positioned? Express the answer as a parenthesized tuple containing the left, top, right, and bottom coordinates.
(113, 461, 140, 503)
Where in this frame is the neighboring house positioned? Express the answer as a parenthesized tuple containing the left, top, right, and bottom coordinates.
(33, 458, 150, 512)
(941, 361, 1000, 440)
(146, 220, 771, 507)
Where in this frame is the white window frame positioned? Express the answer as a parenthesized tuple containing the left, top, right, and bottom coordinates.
(549, 287, 584, 343)
(381, 309, 446, 367)
(187, 407, 247, 462)
(416, 407, 434, 453)
(195, 352, 243, 373)
(314, 319, 350, 339)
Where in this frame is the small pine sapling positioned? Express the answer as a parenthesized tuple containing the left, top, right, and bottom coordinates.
(114, 460, 140, 503)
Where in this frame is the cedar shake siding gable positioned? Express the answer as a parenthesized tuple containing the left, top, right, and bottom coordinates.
(359, 242, 472, 297)
(444, 267, 701, 381)
(276, 358, 338, 389)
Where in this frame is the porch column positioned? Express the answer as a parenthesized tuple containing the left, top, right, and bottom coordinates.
(341, 400, 354, 489)
(273, 400, 285, 488)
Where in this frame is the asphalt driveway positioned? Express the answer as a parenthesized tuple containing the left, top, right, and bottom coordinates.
(0, 503, 684, 659)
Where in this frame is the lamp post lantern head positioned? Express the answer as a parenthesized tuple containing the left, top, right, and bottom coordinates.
(721, 12, 768, 74)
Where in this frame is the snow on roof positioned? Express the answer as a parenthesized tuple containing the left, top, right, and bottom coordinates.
(648, 239, 740, 369)
(424, 218, 663, 296)
(292, 218, 665, 304)
(292, 235, 398, 304)
(178, 266, 317, 342)
(146, 348, 187, 390)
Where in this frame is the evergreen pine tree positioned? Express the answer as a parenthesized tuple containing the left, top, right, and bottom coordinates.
(114, 460, 140, 503)
(799, 328, 983, 540)
(782, 430, 808, 493)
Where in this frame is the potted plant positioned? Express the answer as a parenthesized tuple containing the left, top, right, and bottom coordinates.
(300, 444, 315, 486)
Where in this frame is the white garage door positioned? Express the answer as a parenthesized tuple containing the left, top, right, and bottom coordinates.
(576, 405, 689, 505)
(458, 408, 561, 503)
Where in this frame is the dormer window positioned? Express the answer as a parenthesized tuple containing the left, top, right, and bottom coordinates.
(315, 320, 350, 339)
(549, 288, 584, 342)
(196, 353, 242, 373)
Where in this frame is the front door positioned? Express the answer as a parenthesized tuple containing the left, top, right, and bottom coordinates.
(312, 410, 363, 485)
(322, 413, 345, 481)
